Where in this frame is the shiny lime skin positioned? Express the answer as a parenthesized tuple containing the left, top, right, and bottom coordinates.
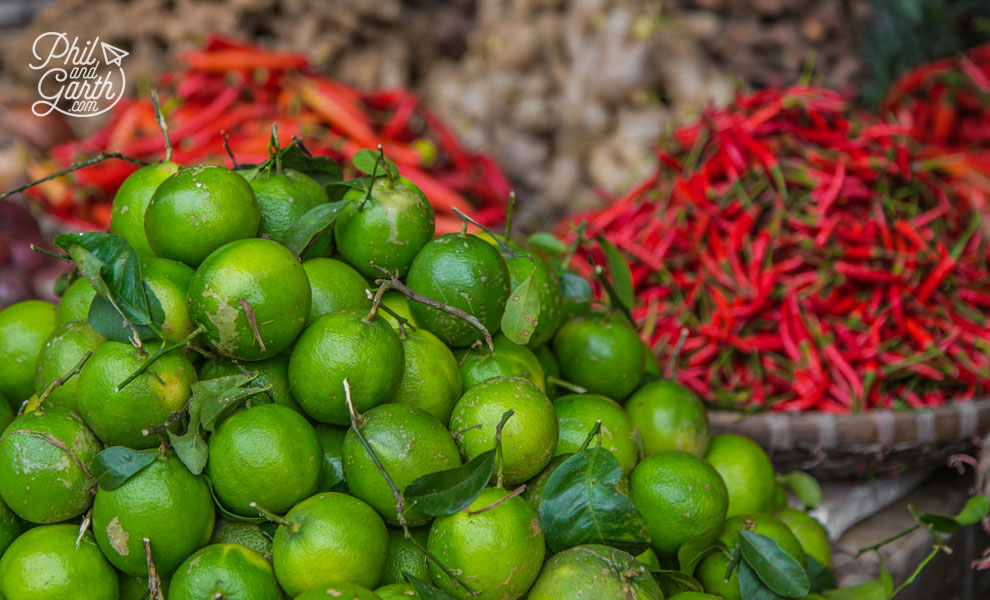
(449, 376, 558, 486)
(427, 487, 545, 600)
(335, 176, 435, 279)
(250, 169, 332, 252)
(77, 340, 196, 448)
(0, 300, 56, 405)
(381, 526, 430, 586)
(141, 256, 196, 344)
(110, 161, 181, 257)
(92, 452, 215, 576)
(272, 492, 388, 595)
(315, 424, 347, 492)
(626, 380, 712, 457)
(558, 271, 593, 322)
(199, 353, 302, 412)
(406, 233, 510, 347)
(391, 328, 462, 426)
(168, 543, 280, 600)
(553, 311, 645, 400)
(187, 238, 311, 361)
(288, 311, 404, 425)
(303, 257, 371, 324)
(527, 544, 663, 600)
(295, 582, 381, 600)
(504, 252, 564, 348)
(343, 404, 460, 526)
(207, 403, 322, 516)
(379, 290, 418, 331)
(54, 277, 97, 325)
(0, 525, 118, 600)
(0, 409, 101, 523)
(458, 334, 545, 392)
(553, 393, 639, 473)
(145, 165, 260, 267)
(33, 319, 104, 412)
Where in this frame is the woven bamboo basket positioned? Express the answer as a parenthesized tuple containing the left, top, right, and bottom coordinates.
(708, 399, 990, 479)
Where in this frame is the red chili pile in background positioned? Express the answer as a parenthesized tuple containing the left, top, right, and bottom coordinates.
(22, 36, 510, 233)
(562, 45, 990, 413)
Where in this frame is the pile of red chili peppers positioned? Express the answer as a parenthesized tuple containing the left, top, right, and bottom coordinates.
(563, 45, 990, 413)
(25, 36, 510, 233)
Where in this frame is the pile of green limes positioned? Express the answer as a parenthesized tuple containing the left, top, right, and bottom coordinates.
(0, 140, 832, 600)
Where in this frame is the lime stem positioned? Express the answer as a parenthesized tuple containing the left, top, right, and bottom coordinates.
(464, 484, 526, 516)
(75, 508, 92, 549)
(1, 152, 148, 200)
(150, 90, 173, 163)
(115, 325, 205, 392)
(30, 245, 72, 262)
(451, 206, 517, 258)
(560, 222, 585, 271)
(665, 328, 690, 382)
(578, 420, 603, 452)
(37, 350, 92, 410)
(588, 258, 634, 324)
(493, 409, 514, 489)
(503, 191, 516, 241)
(546, 376, 586, 394)
(249, 502, 299, 533)
(142, 538, 165, 600)
(239, 298, 267, 354)
(221, 131, 239, 169)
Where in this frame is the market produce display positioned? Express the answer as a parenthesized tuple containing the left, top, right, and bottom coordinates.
(561, 44, 990, 413)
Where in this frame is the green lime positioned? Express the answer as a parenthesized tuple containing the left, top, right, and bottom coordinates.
(304, 257, 371, 324)
(168, 543, 280, 600)
(288, 311, 403, 425)
(210, 517, 275, 562)
(704, 434, 775, 518)
(534, 345, 560, 399)
(315, 424, 347, 492)
(54, 277, 97, 325)
(0, 497, 21, 556)
(272, 491, 388, 596)
(117, 573, 171, 600)
(250, 169, 332, 253)
(92, 451, 215, 576)
(521, 454, 569, 510)
(626, 380, 711, 457)
(558, 270, 593, 322)
(145, 165, 260, 267)
(77, 340, 196, 448)
(141, 256, 195, 344)
(33, 319, 104, 412)
(449, 376, 557, 486)
(776, 507, 832, 568)
(381, 526, 430, 586)
(335, 176, 435, 279)
(110, 161, 181, 257)
(406, 233, 510, 347)
(458, 334, 545, 392)
(0, 409, 101, 524)
(427, 487, 545, 600)
(391, 328, 461, 426)
(378, 291, 418, 331)
(187, 238, 311, 361)
(553, 393, 639, 473)
(527, 544, 663, 600)
(0, 300, 56, 405)
(343, 404, 460, 526)
(0, 524, 117, 600)
(635, 547, 662, 569)
(376, 583, 416, 599)
(630, 451, 728, 555)
(553, 311, 644, 400)
(199, 352, 301, 412)
(295, 582, 381, 600)
(207, 403, 322, 516)
(697, 514, 805, 600)
(502, 251, 564, 348)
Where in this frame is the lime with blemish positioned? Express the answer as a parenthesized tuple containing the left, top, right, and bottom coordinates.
(168, 543, 280, 600)
(527, 544, 663, 600)
(0, 524, 118, 600)
(141, 256, 196, 345)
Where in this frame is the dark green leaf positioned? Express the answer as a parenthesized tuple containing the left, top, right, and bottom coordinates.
(167, 429, 207, 475)
(203, 475, 266, 524)
(198, 377, 271, 432)
(738, 530, 810, 597)
(284, 200, 349, 257)
(739, 560, 786, 600)
(650, 569, 703, 593)
(538, 447, 651, 554)
(822, 579, 888, 600)
(88, 294, 155, 343)
(807, 555, 837, 594)
(53, 271, 72, 297)
(279, 144, 343, 187)
(780, 471, 823, 509)
(404, 450, 495, 517)
(405, 572, 458, 600)
(93, 447, 156, 490)
(678, 535, 729, 574)
(527, 233, 568, 257)
(501, 271, 541, 346)
(597, 236, 634, 313)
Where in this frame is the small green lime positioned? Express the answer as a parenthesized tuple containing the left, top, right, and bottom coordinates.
(210, 517, 275, 562)
(54, 277, 97, 325)
(553, 393, 639, 473)
(343, 404, 460, 526)
(145, 165, 260, 267)
(295, 582, 382, 600)
(0, 300, 56, 405)
(315, 424, 347, 492)
(304, 257, 371, 324)
(626, 380, 711, 457)
(335, 176, 435, 279)
(288, 311, 403, 425)
(553, 311, 644, 400)
(704, 434, 776, 518)
(168, 543, 280, 600)
(141, 256, 195, 344)
(110, 161, 181, 257)
(381, 526, 430, 586)
(33, 319, 104, 412)
(250, 169, 332, 252)
(776, 507, 832, 568)
(187, 238, 311, 361)
(406, 233, 510, 347)
(0, 525, 117, 600)
(199, 352, 301, 412)
(391, 328, 462, 426)
(527, 544, 663, 600)
(458, 334, 545, 392)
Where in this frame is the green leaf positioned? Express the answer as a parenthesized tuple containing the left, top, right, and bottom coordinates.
(404, 450, 495, 517)
(538, 447, 651, 554)
(284, 200, 349, 257)
(279, 143, 343, 187)
(190, 374, 271, 433)
(807, 555, 837, 594)
(88, 294, 160, 343)
(527, 233, 568, 257)
(501, 270, 541, 346)
(597, 236, 634, 313)
(93, 447, 156, 490)
(738, 530, 810, 598)
(678, 535, 729, 574)
(203, 475, 266, 524)
(650, 569, 704, 593)
(167, 429, 208, 476)
(739, 560, 786, 600)
(353, 148, 398, 178)
(405, 572, 458, 600)
(780, 471, 823, 509)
